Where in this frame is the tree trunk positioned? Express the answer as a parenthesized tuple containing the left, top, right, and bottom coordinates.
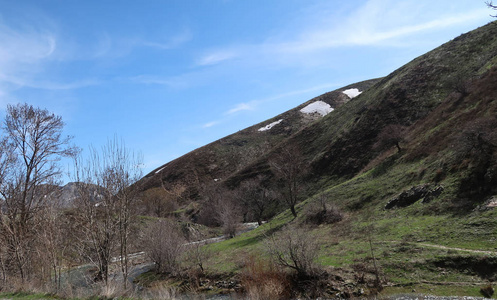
(290, 205, 297, 218)
(395, 142, 402, 153)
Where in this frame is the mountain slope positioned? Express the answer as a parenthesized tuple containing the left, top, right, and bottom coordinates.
(137, 79, 381, 200)
(227, 21, 497, 196)
(137, 21, 497, 220)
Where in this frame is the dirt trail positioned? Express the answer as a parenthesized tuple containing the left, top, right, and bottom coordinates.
(415, 242, 497, 255)
(386, 240, 497, 255)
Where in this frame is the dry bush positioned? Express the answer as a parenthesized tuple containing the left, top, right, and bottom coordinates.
(185, 232, 211, 274)
(195, 199, 220, 227)
(199, 186, 242, 238)
(183, 232, 212, 289)
(97, 280, 129, 299)
(141, 219, 185, 275)
(143, 284, 179, 300)
(140, 187, 178, 217)
(216, 196, 242, 238)
(265, 225, 320, 278)
(304, 195, 344, 225)
(196, 186, 242, 237)
(480, 284, 494, 298)
(240, 255, 291, 300)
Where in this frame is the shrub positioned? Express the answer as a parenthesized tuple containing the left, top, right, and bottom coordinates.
(304, 202, 343, 225)
(240, 255, 291, 300)
(481, 285, 494, 298)
(265, 225, 320, 278)
(140, 219, 185, 275)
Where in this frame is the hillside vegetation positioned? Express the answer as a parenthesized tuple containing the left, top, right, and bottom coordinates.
(131, 21, 497, 298)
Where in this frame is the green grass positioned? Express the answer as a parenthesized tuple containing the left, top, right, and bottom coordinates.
(0, 292, 60, 300)
(199, 149, 497, 297)
(204, 208, 295, 273)
(381, 285, 484, 297)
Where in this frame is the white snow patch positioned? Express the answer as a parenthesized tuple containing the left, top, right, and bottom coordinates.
(342, 88, 362, 98)
(155, 167, 165, 174)
(300, 101, 333, 116)
(258, 119, 284, 132)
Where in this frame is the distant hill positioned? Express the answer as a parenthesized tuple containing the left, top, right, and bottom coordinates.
(51, 182, 104, 208)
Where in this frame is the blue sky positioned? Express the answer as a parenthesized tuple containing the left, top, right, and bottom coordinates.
(0, 0, 494, 179)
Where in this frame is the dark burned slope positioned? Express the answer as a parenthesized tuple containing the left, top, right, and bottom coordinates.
(137, 79, 381, 199)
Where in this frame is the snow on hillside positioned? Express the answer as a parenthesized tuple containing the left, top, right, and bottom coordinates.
(342, 88, 362, 98)
(300, 101, 334, 116)
(258, 119, 284, 132)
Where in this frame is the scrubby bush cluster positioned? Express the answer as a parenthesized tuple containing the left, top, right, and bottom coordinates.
(240, 256, 291, 300)
(265, 225, 320, 278)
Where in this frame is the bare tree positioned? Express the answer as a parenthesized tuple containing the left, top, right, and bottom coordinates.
(456, 117, 497, 158)
(269, 146, 308, 218)
(185, 230, 211, 275)
(453, 117, 497, 198)
(197, 185, 242, 238)
(238, 177, 276, 225)
(73, 138, 142, 288)
(215, 190, 242, 238)
(35, 194, 69, 290)
(0, 103, 77, 283)
(487, 1, 497, 16)
(373, 124, 407, 153)
(141, 219, 185, 275)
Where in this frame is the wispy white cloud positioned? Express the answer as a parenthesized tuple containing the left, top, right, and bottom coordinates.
(196, 49, 239, 66)
(225, 102, 254, 115)
(87, 29, 192, 60)
(193, 0, 490, 69)
(129, 74, 189, 89)
(202, 121, 220, 128)
(0, 12, 105, 98)
(276, 5, 488, 52)
(0, 24, 56, 67)
(0, 74, 99, 90)
(142, 29, 192, 50)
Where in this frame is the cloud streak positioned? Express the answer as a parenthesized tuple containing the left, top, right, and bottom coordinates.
(225, 102, 254, 115)
(202, 121, 220, 128)
(0, 24, 56, 67)
(196, 49, 239, 66)
(141, 29, 192, 50)
(0, 74, 99, 90)
(195, 1, 489, 68)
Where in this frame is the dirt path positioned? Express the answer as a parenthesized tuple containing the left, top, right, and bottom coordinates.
(414, 242, 497, 255)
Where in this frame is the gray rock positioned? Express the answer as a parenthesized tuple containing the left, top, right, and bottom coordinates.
(385, 185, 444, 209)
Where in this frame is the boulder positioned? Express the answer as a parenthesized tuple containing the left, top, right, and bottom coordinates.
(385, 185, 444, 209)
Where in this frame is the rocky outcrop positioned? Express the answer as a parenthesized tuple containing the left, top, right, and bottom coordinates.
(385, 185, 444, 209)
